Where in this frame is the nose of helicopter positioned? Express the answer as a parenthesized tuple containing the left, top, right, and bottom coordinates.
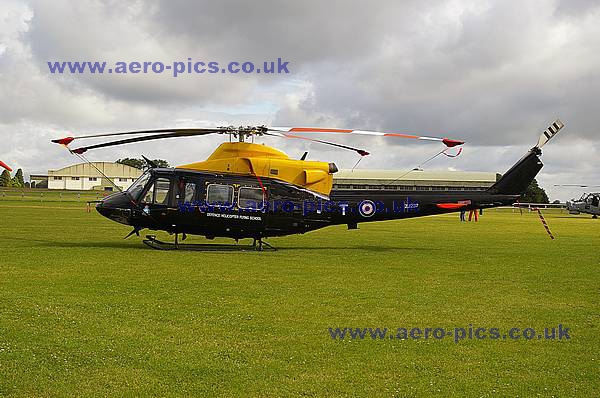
(96, 192, 134, 225)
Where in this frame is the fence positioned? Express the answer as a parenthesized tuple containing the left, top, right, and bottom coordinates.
(0, 188, 110, 203)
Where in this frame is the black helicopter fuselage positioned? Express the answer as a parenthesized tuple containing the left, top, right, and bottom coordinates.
(96, 147, 543, 241)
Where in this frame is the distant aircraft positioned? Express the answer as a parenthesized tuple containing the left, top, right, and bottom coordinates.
(0, 161, 12, 172)
(555, 184, 600, 218)
(567, 193, 599, 218)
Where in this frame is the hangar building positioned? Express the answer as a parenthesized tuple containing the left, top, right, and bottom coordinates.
(332, 169, 500, 191)
(31, 162, 142, 191)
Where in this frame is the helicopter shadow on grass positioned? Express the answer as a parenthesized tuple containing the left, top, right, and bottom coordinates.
(6, 230, 441, 253)
(27, 237, 443, 253)
(25, 238, 147, 250)
(553, 215, 597, 219)
(274, 245, 442, 253)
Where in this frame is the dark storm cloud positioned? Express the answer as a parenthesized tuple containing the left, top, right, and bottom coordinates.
(554, 0, 600, 17)
(151, 0, 404, 62)
(25, 1, 271, 105)
(268, 1, 600, 147)
(144, 0, 600, 146)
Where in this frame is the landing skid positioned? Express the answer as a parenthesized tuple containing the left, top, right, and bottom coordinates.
(142, 235, 276, 252)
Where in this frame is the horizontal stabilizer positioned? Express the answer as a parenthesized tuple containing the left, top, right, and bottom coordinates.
(436, 203, 467, 210)
(554, 184, 600, 188)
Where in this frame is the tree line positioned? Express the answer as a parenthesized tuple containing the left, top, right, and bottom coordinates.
(0, 169, 25, 188)
(116, 158, 170, 169)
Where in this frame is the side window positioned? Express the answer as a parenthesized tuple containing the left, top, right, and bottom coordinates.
(238, 187, 265, 210)
(176, 178, 198, 204)
(206, 184, 234, 206)
(154, 178, 171, 205)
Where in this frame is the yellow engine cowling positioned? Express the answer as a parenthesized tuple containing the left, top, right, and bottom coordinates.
(176, 142, 336, 195)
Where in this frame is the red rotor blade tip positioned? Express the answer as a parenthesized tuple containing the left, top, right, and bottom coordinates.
(52, 137, 75, 146)
(71, 148, 87, 155)
(0, 161, 12, 172)
(358, 150, 370, 156)
(442, 138, 464, 147)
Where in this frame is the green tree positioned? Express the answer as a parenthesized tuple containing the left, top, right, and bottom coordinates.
(0, 169, 11, 187)
(11, 168, 24, 188)
(116, 158, 145, 169)
(520, 179, 549, 203)
(116, 158, 170, 169)
(152, 159, 170, 168)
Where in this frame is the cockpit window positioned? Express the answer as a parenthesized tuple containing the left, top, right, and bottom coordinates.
(127, 172, 151, 201)
(138, 176, 172, 205)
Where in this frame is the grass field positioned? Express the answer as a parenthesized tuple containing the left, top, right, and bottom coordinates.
(0, 195, 598, 396)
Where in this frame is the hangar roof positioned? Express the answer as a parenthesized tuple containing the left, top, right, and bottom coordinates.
(334, 169, 499, 183)
(47, 162, 142, 178)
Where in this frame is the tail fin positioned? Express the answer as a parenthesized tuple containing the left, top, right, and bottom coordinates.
(487, 150, 543, 195)
(488, 119, 564, 195)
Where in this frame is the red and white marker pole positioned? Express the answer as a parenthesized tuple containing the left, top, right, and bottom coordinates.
(533, 208, 555, 240)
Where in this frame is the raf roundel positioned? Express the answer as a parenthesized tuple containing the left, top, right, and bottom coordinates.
(358, 200, 376, 217)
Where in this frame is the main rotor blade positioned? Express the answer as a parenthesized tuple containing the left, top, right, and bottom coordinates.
(51, 128, 225, 147)
(265, 132, 369, 156)
(554, 184, 600, 188)
(269, 127, 464, 147)
(0, 161, 12, 172)
(66, 130, 221, 154)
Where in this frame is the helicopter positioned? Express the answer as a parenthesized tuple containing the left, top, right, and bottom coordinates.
(554, 185, 600, 218)
(567, 193, 599, 218)
(52, 120, 564, 250)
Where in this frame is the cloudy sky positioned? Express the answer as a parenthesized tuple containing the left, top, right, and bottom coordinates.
(1, 0, 599, 200)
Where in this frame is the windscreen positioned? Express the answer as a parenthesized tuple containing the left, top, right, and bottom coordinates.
(127, 172, 151, 201)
